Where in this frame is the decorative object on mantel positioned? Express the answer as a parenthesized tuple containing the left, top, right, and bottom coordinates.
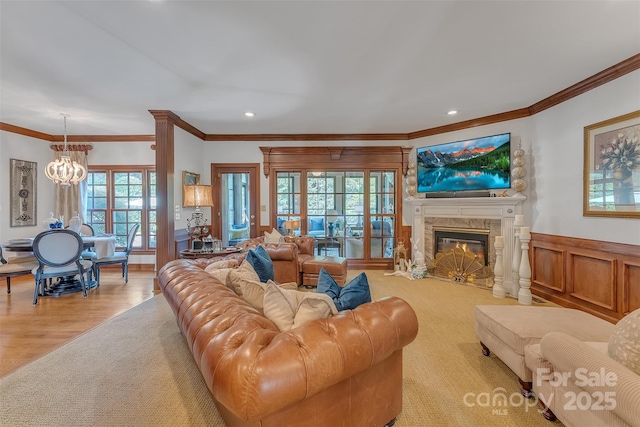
(511, 142, 527, 194)
(183, 184, 214, 251)
(583, 110, 640, 218)
(511, 214, 524, 298)
(45, 114, 87, 189)
(492, 236, 505, 298)
(405, 162, 417, 198)
(10, 158, 37, 227)
(517, 227, 532, 305)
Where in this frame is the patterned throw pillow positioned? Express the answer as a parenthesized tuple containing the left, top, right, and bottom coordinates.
(608, 308, 640, 375)
(317, 268, 372, 311)
(245, 245, 274, 283)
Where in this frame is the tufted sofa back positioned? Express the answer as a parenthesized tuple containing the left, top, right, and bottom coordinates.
(158, 258, 419, 427)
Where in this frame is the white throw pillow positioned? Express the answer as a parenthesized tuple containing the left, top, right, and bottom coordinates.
(204, 258, 238, 273)
(226, 260, 260, 296)
(608, 308, 640, 375)
(264, 228, 284, 243)
(206, 267, 235, 285)
(263, 281, 337, 331)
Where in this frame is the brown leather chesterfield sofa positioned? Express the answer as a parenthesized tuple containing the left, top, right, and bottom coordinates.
(158, 258, 419, 427)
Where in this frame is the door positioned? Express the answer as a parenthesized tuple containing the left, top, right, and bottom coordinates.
(212, 164, 260, 247)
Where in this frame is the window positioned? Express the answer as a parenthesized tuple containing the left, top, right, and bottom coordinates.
(86, 166, 156, 251)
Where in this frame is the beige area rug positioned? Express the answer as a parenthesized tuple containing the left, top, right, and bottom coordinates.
(1, 272, 559, 427)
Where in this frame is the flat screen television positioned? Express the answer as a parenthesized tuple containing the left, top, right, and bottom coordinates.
(416, 132, 511, 194)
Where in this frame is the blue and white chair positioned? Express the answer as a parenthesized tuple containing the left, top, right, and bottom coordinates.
(93, 223, 140, 285)
(31, 229, 93, 305)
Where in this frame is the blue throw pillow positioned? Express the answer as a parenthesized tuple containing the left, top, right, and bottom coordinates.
(317, 268, 371, 311)
(245, 245, 274, 282)
(310, 218, 324, 231)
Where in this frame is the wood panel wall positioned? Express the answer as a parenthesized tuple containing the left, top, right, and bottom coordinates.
(530, 232, 640, 323)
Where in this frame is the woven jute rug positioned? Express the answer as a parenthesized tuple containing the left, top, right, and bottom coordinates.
(1, 271, 557, 426)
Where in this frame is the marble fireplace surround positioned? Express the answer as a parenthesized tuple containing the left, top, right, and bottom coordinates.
(408, 195, 526, 293)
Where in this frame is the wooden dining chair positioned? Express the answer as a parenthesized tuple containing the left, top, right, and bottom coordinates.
(0, 247, 39, 294)
(31, 229, 93, 305)
(93, 223, 140, 285)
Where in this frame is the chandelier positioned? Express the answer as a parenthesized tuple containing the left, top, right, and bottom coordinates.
(45, 114, 87, 189)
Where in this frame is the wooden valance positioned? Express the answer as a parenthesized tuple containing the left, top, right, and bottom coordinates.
(49, 144, 93, 154)
(259, 146, 413, 177)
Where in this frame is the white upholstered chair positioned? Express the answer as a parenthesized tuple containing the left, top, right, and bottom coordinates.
(93, 223, 140, 285)
(0, 247, 39, 294)
(31, 229, 93, 305)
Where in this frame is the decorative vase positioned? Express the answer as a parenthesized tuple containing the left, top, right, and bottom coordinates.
(405, 163, 417, 198)
(42, 212, 57, 230)
(69, 211, 82, 234)
(612, 169, 634, 206)
(511, 142, 527, 193)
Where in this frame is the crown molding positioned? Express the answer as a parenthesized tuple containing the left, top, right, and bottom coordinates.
(3, 54, 639, 142)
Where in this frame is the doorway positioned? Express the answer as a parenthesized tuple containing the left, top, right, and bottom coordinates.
(211, 164, 260, 247)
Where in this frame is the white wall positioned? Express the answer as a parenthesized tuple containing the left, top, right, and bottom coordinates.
(530, 69, 640, 245)
(403, 118, 535, 227)
(0, 131, 57, 242)
(174, 127, 209, 230)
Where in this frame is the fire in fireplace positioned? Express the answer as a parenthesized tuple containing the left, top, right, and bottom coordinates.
(433, 227, 490, 266)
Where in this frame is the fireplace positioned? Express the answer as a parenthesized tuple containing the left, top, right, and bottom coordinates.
(434, 227, 489, 266)
(408, 195, 526, 293)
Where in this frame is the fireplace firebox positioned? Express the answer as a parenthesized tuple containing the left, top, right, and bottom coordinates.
(434, 227, 489, 266)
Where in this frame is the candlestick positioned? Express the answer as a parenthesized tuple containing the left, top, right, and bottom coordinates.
(514, 214, 525, 227)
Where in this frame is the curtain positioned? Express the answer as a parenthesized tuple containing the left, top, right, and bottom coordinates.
(54, 150, 88, 225)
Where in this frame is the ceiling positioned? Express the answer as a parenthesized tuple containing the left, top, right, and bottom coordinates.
(1, 1, 639, 137)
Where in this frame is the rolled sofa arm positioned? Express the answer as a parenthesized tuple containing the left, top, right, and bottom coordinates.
(540, 332, 640, 426)
(158, 259, 418, 422)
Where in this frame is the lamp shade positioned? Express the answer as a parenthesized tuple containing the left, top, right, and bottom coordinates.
(285, 219, 300, 230)
(183, 185, 213, 207)
(327, 209, 339, 222)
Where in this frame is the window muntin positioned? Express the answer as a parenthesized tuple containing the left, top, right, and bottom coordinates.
(86, 167, 155, 251)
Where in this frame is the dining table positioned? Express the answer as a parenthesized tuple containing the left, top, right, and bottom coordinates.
(1, 234, 117, 297)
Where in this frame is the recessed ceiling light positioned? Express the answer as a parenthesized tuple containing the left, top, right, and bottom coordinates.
(245, 112, 255, 117)
(447, 110, 458, 115)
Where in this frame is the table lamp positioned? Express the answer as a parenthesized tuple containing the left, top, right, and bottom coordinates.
(327, 209, 339, 236)
(284, 219, 300, 236)
(183, 184, 214, 251)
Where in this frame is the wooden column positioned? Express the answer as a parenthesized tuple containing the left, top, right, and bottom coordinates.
(149, 110, 177, 289)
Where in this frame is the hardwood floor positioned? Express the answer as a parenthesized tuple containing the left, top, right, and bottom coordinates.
(0, 269, 157, 378)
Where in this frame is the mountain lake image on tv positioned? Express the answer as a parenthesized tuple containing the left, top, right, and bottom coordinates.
(416, 132, 511, 194)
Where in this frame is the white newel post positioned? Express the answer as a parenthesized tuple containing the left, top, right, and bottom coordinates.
(517, 227, 532, 305)
(511, 214, 524, 298)
(493, 236, 505, 298)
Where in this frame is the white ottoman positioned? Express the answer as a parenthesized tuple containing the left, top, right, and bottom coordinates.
(474, 305, 614, 395)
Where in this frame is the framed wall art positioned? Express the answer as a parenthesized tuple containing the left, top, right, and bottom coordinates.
(183, 170, 200, 185)
(583, 110, 640, 218)
(10, 158, 38, 227)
